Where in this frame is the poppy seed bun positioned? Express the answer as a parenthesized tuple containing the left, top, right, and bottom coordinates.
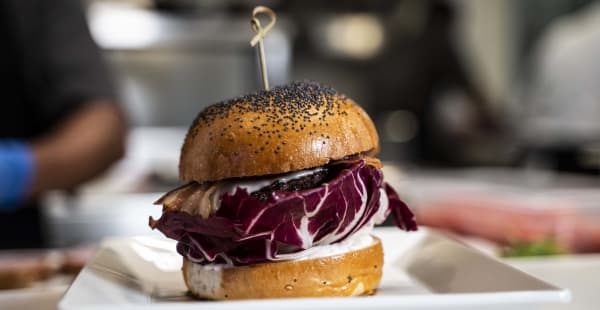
(182, 237, 383, 300)
(180, 82, 379, 182)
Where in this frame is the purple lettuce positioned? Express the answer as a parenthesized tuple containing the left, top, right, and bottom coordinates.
(151, 161, 416, 266)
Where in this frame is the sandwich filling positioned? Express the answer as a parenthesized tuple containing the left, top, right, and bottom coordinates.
(150, 157, 416, 266)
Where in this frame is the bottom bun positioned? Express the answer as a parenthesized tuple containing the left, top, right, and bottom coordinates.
(183, 236, 383, 300)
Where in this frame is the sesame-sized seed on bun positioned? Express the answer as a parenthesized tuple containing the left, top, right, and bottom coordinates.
(180, 81, 379, 183)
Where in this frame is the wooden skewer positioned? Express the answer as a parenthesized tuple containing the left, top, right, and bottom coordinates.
(250, 6, 276, 91)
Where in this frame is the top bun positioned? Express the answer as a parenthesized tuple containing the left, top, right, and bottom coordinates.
(180, 81, 379, 182)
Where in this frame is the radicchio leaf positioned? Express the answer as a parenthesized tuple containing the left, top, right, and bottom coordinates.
(151, 160, 416, 266)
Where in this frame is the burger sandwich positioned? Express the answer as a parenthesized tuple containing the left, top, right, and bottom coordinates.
(149, 81, 417, 300)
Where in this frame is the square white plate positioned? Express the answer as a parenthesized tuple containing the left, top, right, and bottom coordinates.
(59, 227, 570, 310)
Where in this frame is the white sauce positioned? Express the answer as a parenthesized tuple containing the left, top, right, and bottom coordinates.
(209, 166, 325, 212)
(196, 226, 378, 271)
(292, 226, 376, 261)
(186, 262, 223, 294)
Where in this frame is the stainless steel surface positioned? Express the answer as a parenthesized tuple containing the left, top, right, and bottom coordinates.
(88, 2, 291, 126)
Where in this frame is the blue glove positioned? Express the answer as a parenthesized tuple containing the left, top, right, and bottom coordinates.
(0, 141, 34, 211)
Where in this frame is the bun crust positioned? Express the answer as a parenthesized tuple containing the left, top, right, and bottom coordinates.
(183, 237, 383, 300)
(180, 82, 379, 182)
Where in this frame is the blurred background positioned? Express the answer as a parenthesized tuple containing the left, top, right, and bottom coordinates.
(3, 0, 600, 300)
(81, 0, 600, 168)
(82, 0, 600, 167)
(53, 0, 600, 249)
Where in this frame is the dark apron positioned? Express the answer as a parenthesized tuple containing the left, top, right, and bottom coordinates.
(0, 1, 45, 249)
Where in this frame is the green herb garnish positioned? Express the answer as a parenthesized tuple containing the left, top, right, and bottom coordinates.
(501, 239, 566, 257)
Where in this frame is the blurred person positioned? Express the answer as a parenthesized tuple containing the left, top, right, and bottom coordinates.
(0, 0, 126, 248)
